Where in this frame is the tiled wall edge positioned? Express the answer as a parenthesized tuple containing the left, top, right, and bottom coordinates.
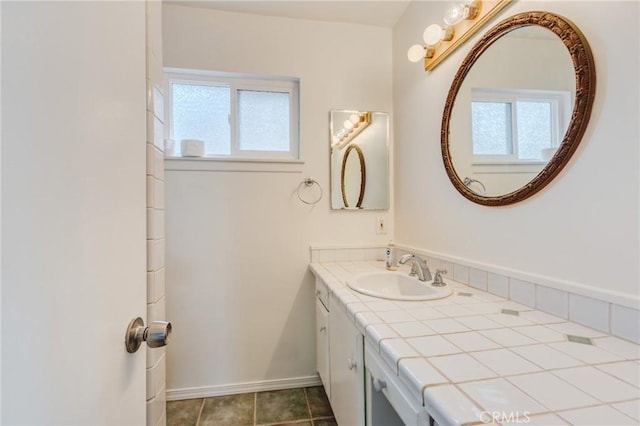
(146, 352, 166, 400)
(146, 2, 166, 424)
(396, 244, 639, 344)
(395, 243, 638, 309)
(146, 384, 166, 426)
(310, 245, 387, 263)
(309, 244, 639, 344)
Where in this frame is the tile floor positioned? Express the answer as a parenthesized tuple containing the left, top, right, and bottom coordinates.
(167, 386, 337, 426)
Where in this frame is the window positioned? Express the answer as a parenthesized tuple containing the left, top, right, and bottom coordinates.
(166, 70, 299, 160)
(471, 87, 570, 164)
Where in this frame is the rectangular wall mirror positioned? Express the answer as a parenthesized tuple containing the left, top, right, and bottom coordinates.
(330, 110, 389, 210)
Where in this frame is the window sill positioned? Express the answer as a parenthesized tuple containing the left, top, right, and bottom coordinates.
(472, 160, 546, 166)
(164, 156, 305, 173)
(471, 161, 546, 175)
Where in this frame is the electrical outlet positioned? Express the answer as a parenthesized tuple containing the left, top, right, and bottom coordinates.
(376, 216, 387, 234)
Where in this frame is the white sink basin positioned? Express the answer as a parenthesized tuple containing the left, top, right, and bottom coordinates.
(346, 271, 452, 301)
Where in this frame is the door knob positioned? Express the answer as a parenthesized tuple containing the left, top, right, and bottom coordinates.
(125, 317, 172, 353)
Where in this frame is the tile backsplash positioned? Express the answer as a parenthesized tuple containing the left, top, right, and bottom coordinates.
(309, 245, 640, 344)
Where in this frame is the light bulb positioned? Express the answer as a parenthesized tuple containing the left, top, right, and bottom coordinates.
(407, 44, 426, 63)
(466, 0, 481, 20)
(443, 3, 468, 26)
(423, 24, 445, 46)
(343, 120, 354, 130)
(349, 114, 360, 124)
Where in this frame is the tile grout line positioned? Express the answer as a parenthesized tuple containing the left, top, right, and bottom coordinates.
(259, 421, 315, 426)
(302, 387, 312, 424)
(169, 387, 335, 426)
(253, 392, 258, 426)
(195, 398, 205, 426)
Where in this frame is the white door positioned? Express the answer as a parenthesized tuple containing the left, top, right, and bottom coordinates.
(2, 1, 148, 424)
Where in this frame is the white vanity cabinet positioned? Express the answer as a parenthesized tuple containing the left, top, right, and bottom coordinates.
(315, 298, 330, 398)
(315, 278, 331, 398)
(314, 276, 366, 425)
(328, 293, 365, 426)
(365, 341, 430, 426)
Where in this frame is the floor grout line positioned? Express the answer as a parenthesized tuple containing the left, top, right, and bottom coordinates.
(167, 387, 335, 426)
(253, 392, 258, 426)
(258, 421, 314, 426)
(195, 398, 205, 426)
(303, 386, 313, 422)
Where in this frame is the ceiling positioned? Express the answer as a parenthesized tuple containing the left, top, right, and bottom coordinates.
(163, 0, 412, 28)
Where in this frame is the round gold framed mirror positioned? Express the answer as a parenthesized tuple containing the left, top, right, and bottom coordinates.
(441, 11, 596, 206)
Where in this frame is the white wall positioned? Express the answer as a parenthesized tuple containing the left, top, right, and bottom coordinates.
(162, 5, 393, 394)
(393, 1, 639, 303)
(0, 2, 3, 417)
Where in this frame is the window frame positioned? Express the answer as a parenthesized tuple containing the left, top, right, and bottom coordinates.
(470, 87, 571, 165)
(165, 69, 300, 161)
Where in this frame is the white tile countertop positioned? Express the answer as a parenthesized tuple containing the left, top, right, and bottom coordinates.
(310, 260, 640, 426)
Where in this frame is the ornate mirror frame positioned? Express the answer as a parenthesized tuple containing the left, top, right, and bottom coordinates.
(441, 11, 596, 206)
(341, 144, 367, 208)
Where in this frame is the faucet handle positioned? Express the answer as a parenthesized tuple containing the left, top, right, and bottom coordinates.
(408, 263, 419, 277)
(433, 269, 447, 287)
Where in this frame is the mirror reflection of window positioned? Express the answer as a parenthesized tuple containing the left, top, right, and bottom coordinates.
(470, 88, 570, 164)
(517, 101, 553, 159)
(471, 101, 513, 155)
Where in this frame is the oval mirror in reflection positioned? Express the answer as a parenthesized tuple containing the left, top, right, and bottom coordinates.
(341, 144, 366, 208)
(330, 110, 390, 210)
(442, 12, 596, 206)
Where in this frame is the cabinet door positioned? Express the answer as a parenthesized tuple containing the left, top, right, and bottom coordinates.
(329, 295, 365, 426)
(316, 298, 331, 398)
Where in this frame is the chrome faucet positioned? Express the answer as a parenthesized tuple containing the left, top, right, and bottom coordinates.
(398, 254, 432, 282)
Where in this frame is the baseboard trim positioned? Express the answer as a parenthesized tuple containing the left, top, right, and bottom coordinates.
(166, 375, 322, 401)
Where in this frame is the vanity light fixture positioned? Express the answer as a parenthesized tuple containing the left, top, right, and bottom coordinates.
(332, 112, 372, 150)
(407, 0, 512, 71)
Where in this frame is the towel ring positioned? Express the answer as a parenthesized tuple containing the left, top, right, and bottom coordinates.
(463, 177, 486, 195)
(296, 178, 323, 205)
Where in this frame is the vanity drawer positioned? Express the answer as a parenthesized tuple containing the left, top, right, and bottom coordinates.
(315, 277, 329, 309)
(365, 342, 429, 426)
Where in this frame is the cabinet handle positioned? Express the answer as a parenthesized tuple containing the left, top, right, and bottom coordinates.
(347, 358, 357, 370)
(373, 377, 387, 392)
(319, 326, 327, 332)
